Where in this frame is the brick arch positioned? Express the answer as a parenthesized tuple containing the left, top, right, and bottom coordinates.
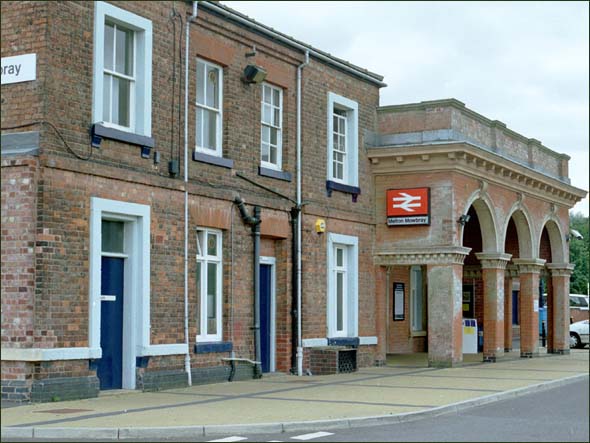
(460, 191, 499, 253)
(502, 204, 535, 259)
(538, 216, 566, 263)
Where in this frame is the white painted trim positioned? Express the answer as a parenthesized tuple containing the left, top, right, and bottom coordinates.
(90, 197, 150, 390)
(93, 1, 152, 136)
(1, 347, 102, 361)
(137, 344, 189, 357)
(260, 83, 283, 171)
(302, 338, 328, 348)
(196, 228, 223, 342)
(327, 92, 359, 186)
(327, 233, 359, 338)
(260, 256, 276, 372)
(359, 336, 378, 346)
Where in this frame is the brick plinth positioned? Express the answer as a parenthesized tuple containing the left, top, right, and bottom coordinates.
(547, 264, 574, 353)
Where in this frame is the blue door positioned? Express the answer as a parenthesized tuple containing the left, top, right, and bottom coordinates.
(260, 264, 272, 373)
(98, 257, 124, 390)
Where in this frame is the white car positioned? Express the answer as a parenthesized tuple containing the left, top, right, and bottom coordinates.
(570, 320, 589, 349)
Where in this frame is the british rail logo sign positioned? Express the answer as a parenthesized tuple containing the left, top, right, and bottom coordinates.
(386, 188, 430, 226)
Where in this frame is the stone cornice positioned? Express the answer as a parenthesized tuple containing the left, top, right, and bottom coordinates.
(374, 246, 471, 266)
(512, 258, 546, 274)
(367, 143, 586, 208)
(546, 263, 575, 277)
(475, 253, 512, 270)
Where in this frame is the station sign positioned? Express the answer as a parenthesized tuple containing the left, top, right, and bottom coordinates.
(386, 187, 430, 226)
(1, 53, 36, 85)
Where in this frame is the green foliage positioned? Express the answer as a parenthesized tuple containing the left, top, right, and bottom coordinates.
(569, 212, 589, 295)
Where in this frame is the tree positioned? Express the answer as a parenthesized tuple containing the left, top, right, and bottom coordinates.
(569, 212, 589, 295)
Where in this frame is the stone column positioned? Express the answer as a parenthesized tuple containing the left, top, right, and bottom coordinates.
(546, 263, 574, 354)
(427, 261, 464, 367)
(375, 266, 388, 365)
(513, 259, 546, 358)
(476, 253, 511, 362)
(503, 265, 517, 352)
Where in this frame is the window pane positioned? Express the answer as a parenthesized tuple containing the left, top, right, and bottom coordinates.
(197, 62, 205, 105)
(207, 263, 217, 335)
(104, 23, 114, 71)
(270, 127, 278, 145)
(204, 109, 217, 150)
(196, 261, 201, 333)
(270, 145, 277, 164)
(115, 26, 133, 75)
(207, 233, 217, 256)
(273, 108, 280, 127)
(103, 74, 111, 122)
(196, 108, 203, 147)
(262, 104, 271, 124)
(197, 231, 204, 256)
(263, 85, 271, 104)
(102, 220, 124, 253)
(206, 66, 219, 109)
(336, 248, 343, 267)
(261, 125, 270, 144)
(113, 77, 130, 127)
(273, 88, 280, 106)
(261, 142, 269, 162)
(336, 272, 343, 331)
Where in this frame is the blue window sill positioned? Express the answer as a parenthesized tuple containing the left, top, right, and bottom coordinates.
(193, 151, 234, 169)
(194, 341, 233, 354)
(326, 180, 361, 202)
(91, 123, 155, 149)
(327, 337, 359, 347)
(258, 166, 292, 182)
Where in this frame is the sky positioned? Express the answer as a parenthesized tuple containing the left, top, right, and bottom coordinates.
(224, 1, 589, 216)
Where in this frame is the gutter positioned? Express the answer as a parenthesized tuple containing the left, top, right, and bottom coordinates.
(200, 1, 386, 88)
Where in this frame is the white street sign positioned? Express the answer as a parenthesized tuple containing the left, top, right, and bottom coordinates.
(1, 53, 36, 85)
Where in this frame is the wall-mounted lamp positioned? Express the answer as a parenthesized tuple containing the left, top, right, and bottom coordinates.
(242, 64, 267, 84)
(458, 214, 471, 226)
(566, 229, 584, 242)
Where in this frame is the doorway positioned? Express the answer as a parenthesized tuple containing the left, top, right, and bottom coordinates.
(259, 257, 276, 373)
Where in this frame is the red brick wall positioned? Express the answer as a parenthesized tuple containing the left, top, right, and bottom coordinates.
(1, 0, 383, 386)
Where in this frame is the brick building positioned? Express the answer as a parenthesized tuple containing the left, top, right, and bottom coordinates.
(1, 1, 586, 402)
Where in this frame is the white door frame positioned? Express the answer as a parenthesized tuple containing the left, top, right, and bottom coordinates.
(90, 197, 151, 390)
(260, 256, 276, 372)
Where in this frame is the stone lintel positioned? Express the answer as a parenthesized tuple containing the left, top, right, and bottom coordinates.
(546, 263, 575, 277)
(475, 252, 512, 269)
(512, 258, 546, 274)
(374, 246, 471, 266)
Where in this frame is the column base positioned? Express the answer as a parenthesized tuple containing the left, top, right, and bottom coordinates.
(483, 355, 497, 363)
(520, 351, 538, 358)
(548, 348, 570, 355)
(504, 348, 512, 353)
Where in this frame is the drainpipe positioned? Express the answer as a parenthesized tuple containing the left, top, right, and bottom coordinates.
(234, 196, 262, 378)
(182, 0, 198, 387)
(296, 51, 310, 376)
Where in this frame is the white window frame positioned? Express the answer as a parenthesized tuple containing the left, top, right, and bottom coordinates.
(260, 83, 283, 171)
(102, 22, 136, 132)
(196, 228, 223, 342)
(92, 1, 152, 136)
(410, 265, 426, 335)
(195, 59, 223, 157)
(327, 233, 358, 338)
(327, 92, 358, 187)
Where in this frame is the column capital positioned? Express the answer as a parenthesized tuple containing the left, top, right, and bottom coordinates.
(512, 258, 546, 274)
(374, 246, 471, 266)
(476, 253, 512, 269)
(505, 264, 519, 278)
(546, 263, 575, 277)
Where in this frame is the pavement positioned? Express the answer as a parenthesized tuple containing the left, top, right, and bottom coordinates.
(1, 349, 588, 441)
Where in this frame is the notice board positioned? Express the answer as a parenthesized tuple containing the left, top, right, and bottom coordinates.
(393, 282, 405, 321)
